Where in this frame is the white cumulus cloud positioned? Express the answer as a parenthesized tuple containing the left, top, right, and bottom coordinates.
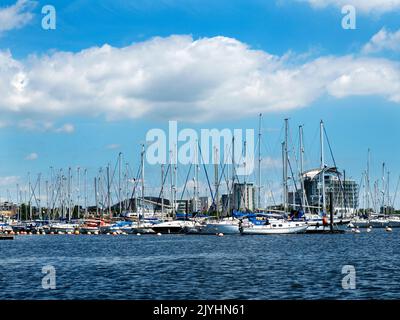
(0, 35, 399, 124)
(363, 28, 400, 53)
(0, 0, 36, 33)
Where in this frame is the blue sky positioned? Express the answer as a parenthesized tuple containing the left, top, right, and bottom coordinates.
(0, 0, 399, 208)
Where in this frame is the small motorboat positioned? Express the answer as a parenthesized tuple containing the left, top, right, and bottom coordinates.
(151, 220, 193, 234)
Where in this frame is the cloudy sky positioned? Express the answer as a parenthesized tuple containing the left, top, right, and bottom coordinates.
(0, 0, 399, 208)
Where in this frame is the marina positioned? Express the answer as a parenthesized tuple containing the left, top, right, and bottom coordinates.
(1, 117, 399, 238)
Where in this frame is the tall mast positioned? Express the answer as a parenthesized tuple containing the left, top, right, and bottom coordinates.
(231, 135, 235, 213)
(170, 150, 174, 217)
(382, 162, 386, 213)
(214, 147, 219, 218)
(107, 163, 112, 219)
(281, 142, 286, 211)
(45, 180, 49, 220)
(283, 118, 289, 212)
(94, 177, 99, 216)
(374, 181, 379, 214)
(174, 143, 177, 218)
(387, 170, 390, 213)
(68, 167, 72, 221)
(258, 113, 262, 210)
(299, 125, 306, 212)
(161, 164, 164, 218)
(28, 172, 32, 220)
(84, 169, 88, 218)
(194, 140, 199, 212)
(196, 143, 199, 212)
(366, 149, 370, 213)
(77, 167, 80, 219)
(118, 152, 122, 216)
(362, 171, 367, 212)
(38, 173, 42, 220)
(140, 144, 145, 225)
(320, 120, 326, 215)
(125, 162, 129, 212)
(16, 183, 20, 221)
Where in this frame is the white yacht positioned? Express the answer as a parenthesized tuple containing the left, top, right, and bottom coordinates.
(152, 220, 194, 234)
(240, 219, 307, 235)
(49, 222, 77, 234)
(185, 218, 240, 235)
(122, 222, 155, 234)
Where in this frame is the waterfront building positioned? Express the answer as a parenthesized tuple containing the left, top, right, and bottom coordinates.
(288, 167, 358, 216)
(0, 201, 17, 218)
(232, 183, 255, 212)
(199, 196, 212, 212)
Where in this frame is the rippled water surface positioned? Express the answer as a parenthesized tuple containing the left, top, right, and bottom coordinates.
(1, 230, 400, 299)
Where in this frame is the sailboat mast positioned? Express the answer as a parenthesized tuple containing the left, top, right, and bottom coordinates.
(299, 125, 306, 212)
(366, 148, 370, 213)
(382, 162, 386, 214)
(283, 119, 289, 212)
(161, 164, 164, 218)
(84, 169, 88, 218)
(169, 150, 173, 218)
(118, 152, 122, 216)
(68, 167, 72, 221)
(38, 173, 42, 220)
(281, 141, 286, 212)
(107, 164, 111, 219)
(231, 135, 235, 213)
(94, 176, 99, 217)
(125, 162, 129, 212)
(320, 120, 326, 214)
(28, 172, 32, 220)
(140, 144, 145, 225)
(258, 113, 262, 210)
(77, 167, 80, 219)
(387, 170, 390, 213)
(16, 183, 20, 221)
(214, 147, 219, 218)
(174, 143, 177, 218)
(194, 140, 199, 212)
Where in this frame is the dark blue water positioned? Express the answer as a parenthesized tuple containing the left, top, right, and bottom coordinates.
(1, 230, 400, 299)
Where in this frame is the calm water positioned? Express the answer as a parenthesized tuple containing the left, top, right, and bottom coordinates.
(1, 230, 400, 300)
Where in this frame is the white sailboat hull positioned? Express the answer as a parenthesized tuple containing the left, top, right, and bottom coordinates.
(187, 219, 240, 235)
(240, 221, 307, 235)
